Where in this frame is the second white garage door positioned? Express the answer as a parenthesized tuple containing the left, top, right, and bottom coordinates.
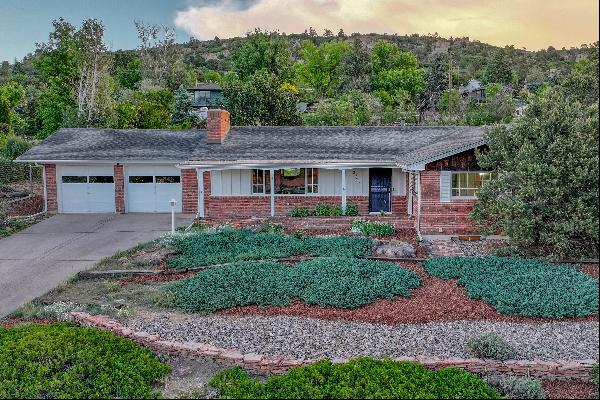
(126, 165, 182, 213)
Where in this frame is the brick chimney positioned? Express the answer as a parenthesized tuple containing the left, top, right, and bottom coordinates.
(207, 109, 231, 144)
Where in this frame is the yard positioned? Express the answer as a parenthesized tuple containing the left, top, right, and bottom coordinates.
(2, 222, 598, 399)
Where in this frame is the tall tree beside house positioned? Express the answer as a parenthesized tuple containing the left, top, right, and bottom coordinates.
(483, 49, 514, 85)
(34, 18, 113, 137)
(171, 85, 197, 127)
(422, 53, 449, 111)
(112, 87, 174, 129)
(370, 40, 425, 108)
(471, 63, 599, 257)
(0, 80, 26, 136)
(231, 29, 294, 81)
(222, 70, 300, 126)
(295, 40, 350, 98)
(336, 37, 373, 94)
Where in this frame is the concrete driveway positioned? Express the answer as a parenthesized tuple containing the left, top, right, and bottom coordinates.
(0, 213, 194, 318)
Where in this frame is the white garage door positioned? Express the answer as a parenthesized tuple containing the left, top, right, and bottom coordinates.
(59, 165, 115, 213)
(126, 165, 182, 213)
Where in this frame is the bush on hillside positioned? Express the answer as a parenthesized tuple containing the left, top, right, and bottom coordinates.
(424, 256, 599, 318)
(467, 333, 517, 361)
(0, 323, 169, 399)
(210, 357, 501, 399)
(168, 258, 421, 312)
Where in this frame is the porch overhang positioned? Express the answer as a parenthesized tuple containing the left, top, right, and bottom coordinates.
(176, 161, 399, 171)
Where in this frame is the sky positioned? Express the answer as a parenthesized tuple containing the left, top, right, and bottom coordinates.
(1, 0, 598, 62)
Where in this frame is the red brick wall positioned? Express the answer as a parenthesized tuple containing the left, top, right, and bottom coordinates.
(419, 170, 476, 234)
(418, 148, 485, 234)
(44, 164, 57, 212)
(182, 169, 198, 214)
(203, 185, 407, 218)
(207, 109, 230, 143)
(114, 164, 125, 213)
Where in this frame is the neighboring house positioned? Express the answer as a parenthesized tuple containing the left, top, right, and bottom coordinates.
(17, 109, 492, 235)
(459, 79, 486, 103)
(187, 83, 224, 118)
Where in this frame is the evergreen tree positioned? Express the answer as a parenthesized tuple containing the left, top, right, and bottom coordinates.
(484, 49, 513, 85)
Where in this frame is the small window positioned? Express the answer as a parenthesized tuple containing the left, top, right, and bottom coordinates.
(129, 176, 153, 184)
(62, 176, 86, 183)
(252, 169, 270, 194)
(451, 172, 496, 197)
(156, 176, 180, 184)
(307, 168, 318, 194)
(89, 176, 114, 184)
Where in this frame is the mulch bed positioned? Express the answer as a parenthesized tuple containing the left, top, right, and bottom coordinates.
(580, 263, 599, 279)
(220, 262, 599, 325)
(1, 317, 57, 328)
(542, 379, 598, 399)
(119, 270, 198, 284)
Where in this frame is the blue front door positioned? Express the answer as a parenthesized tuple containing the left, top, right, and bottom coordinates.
(369, 169, 392, 213)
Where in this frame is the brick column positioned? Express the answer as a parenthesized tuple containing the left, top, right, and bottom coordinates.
(114, 164, 125, 213)
(181, 169, 198, 214)
(44, 164, 57, 213)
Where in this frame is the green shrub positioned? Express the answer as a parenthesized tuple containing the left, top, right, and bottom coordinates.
(345, 203, 359, 216)
(424, 256, 599, 318)
(314, 203, 334, 216)
(290, 207, 312, 217)
(0, 323, 170, 399)
(468, 333, 516, 361)
(168, 258, 421, 312)
(485, 375, 545, 399)
(290, 204, 357, 217)
(210, 357, 501, 399)
(351, 219, 396, 237)
(166, 228, 373, 270)
(593, 363, 599, 386)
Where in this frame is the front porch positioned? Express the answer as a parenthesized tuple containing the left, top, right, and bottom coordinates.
(181, 163, 421, 220)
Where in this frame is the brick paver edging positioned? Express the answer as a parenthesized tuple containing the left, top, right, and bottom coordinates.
(69, 312, 597, 380)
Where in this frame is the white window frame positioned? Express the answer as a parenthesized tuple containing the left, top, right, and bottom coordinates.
(251, 169, 268, 195)
(451, 171, 496, 199)
(251, 168, 320, 196)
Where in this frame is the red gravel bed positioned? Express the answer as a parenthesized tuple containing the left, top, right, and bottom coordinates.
(580, 263, 599, 279)
(119, 270, 198, 284)
(1, 318, 57, 328)
(220, 262, 599, 325)
(542, 379, 598, 399)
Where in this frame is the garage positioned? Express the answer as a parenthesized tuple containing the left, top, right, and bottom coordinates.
(58, 165, 115, 213)
(125, 165, 182, 213)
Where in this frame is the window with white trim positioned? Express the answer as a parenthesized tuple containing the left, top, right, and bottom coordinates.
(451, 171, 496, 197)
(307, 168, 318, 194)
(251, 169, 270, 194)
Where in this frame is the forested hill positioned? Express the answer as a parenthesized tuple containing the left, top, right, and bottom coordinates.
(3, 30, 596, 88)
(0, 20, 597, 157)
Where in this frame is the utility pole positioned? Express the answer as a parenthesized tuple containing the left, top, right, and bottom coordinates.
(448, 53, 453, 116)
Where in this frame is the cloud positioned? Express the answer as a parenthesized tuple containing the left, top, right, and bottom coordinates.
(174, 0, 598, 50)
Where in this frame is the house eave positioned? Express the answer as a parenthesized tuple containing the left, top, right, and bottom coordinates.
(177, 160, 398, 171)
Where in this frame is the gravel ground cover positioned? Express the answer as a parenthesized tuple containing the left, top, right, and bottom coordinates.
(453, 238, 506, 256)
(127, 311, 599, 361)
(219, 262, 598, 324)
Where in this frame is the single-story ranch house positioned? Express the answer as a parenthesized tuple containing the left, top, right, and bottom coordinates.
(17, 109, 494, 235)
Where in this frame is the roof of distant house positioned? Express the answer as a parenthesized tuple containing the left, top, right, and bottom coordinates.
(188, 82, 222, 91)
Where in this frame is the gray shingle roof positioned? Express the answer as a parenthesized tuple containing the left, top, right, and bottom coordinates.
(17, 128, 204, 162)
(187, 125, 486, 168)
(188, 83, 222, 91)
(17, 125, 486, 168)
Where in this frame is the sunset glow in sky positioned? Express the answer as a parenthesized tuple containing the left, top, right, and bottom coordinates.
(175, 0, 599, 50)
(1, 0, 598, 61)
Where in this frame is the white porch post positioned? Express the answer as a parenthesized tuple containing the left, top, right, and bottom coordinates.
(269, 169, 275, 217)
(407, 172, 414, 216)
(341, 169, 347, 214)
(197, 169, 205, 218)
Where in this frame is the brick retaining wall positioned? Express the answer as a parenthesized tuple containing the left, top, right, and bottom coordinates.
(69, 312, 597, 381)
